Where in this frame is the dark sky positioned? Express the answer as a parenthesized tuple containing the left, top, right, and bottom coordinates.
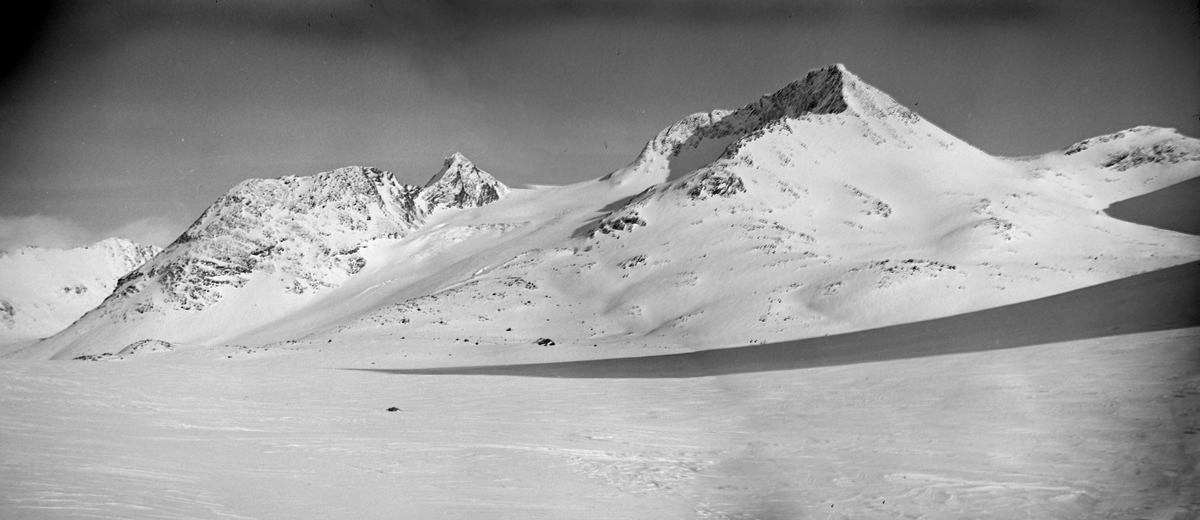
(1, 0, 1197, 250)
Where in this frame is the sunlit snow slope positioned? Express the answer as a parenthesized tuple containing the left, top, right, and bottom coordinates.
(31, 64, 1200, 361)
(0, 238, 159, 345)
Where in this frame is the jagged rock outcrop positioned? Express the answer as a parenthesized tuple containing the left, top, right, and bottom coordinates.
(593, 65, 872, 233)
(419, 153, 510, 210)
(680, 165, 747, 199)
(104, 156, 509, 313)
(608, 64, 921, 185)
(1064, 126, 1200, 171)
(0, 299, 16, 329)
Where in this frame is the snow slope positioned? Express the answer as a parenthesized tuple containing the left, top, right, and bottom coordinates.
(28, 64, 1200, 360)
(0, 238, 159, 346)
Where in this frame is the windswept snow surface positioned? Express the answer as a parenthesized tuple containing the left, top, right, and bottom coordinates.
(1, 327, 1196, 519)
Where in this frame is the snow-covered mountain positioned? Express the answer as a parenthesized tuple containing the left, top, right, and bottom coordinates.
(0, 238, 160, 345)
(30, 64, 1200, 361)
(20, 154, 508, 358)
(118, 154, 506, 311)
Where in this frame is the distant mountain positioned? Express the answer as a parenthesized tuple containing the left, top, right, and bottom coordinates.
(31, 64, 1200, 361)
(420, 152, 510, 210)
(0, 238, 160, 345)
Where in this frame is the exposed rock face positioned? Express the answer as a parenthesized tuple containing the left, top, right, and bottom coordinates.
(681, 166, 746, 200)
(634, 65, 851, 168)
(0, 299, 15, 329)
(120, 166, 424, 309)
(117, 339, 174, 356)
(590, 213, 649, 238)
(1065, 126, 1157, 156)
(1062, 126, 1200, 172)
(605, 63, 931, 189)
(419, 153, 510, 210)
(1102, 143, 1200, 171)
(588, 187, 655, 239)
(107, 157, 508, 312)
(592, 65, 872, 233)
(623, 65, 876, 179)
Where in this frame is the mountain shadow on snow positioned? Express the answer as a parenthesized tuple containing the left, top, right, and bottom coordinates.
(357, 262, 1200, 378)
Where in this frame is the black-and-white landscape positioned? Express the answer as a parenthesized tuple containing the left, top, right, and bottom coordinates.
(1, 2, 1198, 519)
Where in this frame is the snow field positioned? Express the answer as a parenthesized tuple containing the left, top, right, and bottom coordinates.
(1, 327, 1196, 519)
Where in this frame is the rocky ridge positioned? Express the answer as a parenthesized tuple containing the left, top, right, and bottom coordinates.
(104, 155, 508, 314)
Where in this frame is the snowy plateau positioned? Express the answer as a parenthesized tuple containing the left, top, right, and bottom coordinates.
(1, 64, 1198, 519)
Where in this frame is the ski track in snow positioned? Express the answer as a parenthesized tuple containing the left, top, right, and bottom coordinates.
(2, 328, 1197, 519)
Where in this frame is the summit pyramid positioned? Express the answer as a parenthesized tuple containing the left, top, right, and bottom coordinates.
(420, 152, 510, 210)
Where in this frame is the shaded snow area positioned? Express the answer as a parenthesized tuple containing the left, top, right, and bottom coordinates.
(1, 329, 1196, 519)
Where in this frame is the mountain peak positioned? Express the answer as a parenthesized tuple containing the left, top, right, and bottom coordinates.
(607, 64, 928, 186)
(424, 152, 475, 188)
(419, 152, 510, 210)
(750, 63, 851, 119)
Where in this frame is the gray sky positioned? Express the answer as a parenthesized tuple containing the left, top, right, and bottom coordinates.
(0, 0, 1197, 250)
